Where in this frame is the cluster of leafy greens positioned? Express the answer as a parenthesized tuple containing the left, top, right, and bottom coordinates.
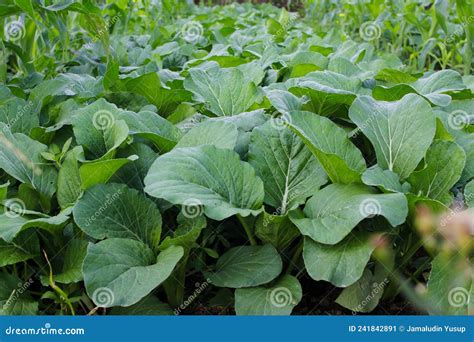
(0, 0, 473, 316)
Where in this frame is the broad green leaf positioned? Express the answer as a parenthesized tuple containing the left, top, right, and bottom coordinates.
(335, 265, 389, 312)
(79, 155, 138, 190)
(426, 253, 472, 315)
(287, 71, 361, 116)
(373, 70, 466, 107)
(159, 213, 207, 251)
(349, 94, 436, 179)
(117, 110, 182, 152)
(290, 184, 407, 244)
(40, 239, 88, 285)
(184, 62, 260, 116)
(71, 99, 129, 159)
(0, 210, 70, 243)
(206, 244, 282, 288)
(249, 120, 327, 213)
(235, 275, 302, 315)
(144, 145, 264, 221)
(0, 98, 37, 134)
(111, 143, 158, 192)
(0, 231, 39, 267)
(110, 295, 173, 315)
(0, 123, 58, 200)
(287, 111, 366, 184)
(303, 233, 376, 287)
(408, 140, 466, 204)
(121, 72, 192, 117)
(57, 146, 83, 209)
(255, 212, 300, 250)
(175, 120, 238, 150)
(0, 273, 37, 315)
(73, 183, 162, 248)
(362, 165, 411, 193)
(265, 89, 305, 114)
(83, 239, 184, 307)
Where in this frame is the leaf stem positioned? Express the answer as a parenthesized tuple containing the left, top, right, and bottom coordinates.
(237, 214, 257, 246)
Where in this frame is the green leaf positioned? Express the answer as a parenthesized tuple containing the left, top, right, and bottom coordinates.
(57, 146, 83, 209)
(159, 213, 207, 251)
(0, 231, 39, 267)
(144, 145, 264, 221)
(255, 212, 300, 250)
(121, 72, 192, 117)
(408, 140, 466, 204)
(0, 98, 37, 134)
(287, 111, 366, 184)
(175, 120, 239, 150)
(249, 120, 327, 214)
(83, 240, 184, 307)
(184, 62, 260, 116)
(235, 275, 302, 315)
(79, 155, 138, 190)
(303, 233, 376, 287)
(335, 265, 389, 312)
(118, 110, 182, 152)
(0, 273, 37, 315)
(71, 99, 129, 159)
(427, 253, 472, 315)
(41, 239, 88, 285)
(73, 183, 162, 248)
(362, 165, 411, 193)
(265, 89, 305, 114)
(0, 209, 70, 243)
(373, 70, 466, 106)
(0, 123, 58, 200)
(110, 295, 173, 315)
(206, 244, 282, 288)
(349, 94, 436, 179)
(287, 71, 361, 116)
(290, 184, 408, 244)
